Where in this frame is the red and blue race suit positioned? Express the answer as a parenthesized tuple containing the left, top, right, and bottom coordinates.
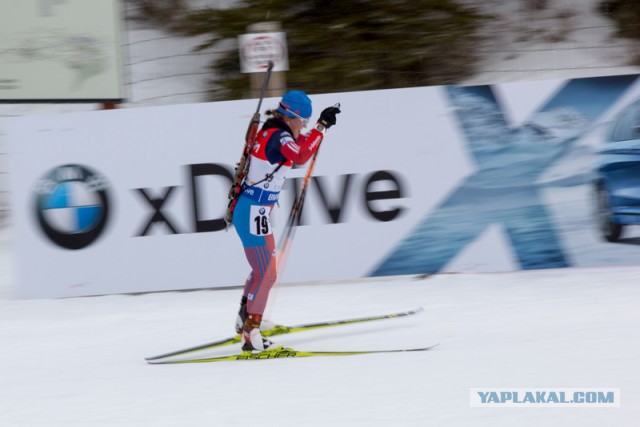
(233, 117, 324, 316)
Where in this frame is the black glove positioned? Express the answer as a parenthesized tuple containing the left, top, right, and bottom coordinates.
(318, 105, 341, 129)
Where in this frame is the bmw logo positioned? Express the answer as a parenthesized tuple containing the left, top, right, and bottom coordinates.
(259, 207, 266, 215)
(34, 164, 111, 250)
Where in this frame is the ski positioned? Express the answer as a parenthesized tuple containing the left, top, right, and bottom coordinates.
(147, 344, 439, 364)
(144, 307, 424, 361)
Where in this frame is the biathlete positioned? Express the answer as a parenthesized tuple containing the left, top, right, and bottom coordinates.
(233, 90, 340, 351)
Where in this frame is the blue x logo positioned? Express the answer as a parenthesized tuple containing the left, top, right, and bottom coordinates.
(372, 76, 637, 276)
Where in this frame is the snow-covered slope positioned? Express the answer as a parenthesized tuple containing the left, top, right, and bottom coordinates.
(463, 0, 640, 85)
(0, 228, 637, 426)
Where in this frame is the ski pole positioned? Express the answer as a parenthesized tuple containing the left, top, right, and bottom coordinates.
(277, 102, 340, 271)
(277, 144, 322, 271)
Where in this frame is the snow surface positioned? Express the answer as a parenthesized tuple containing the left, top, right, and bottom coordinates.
(0, 227, 639, 426)
(463, 0, 640, 85)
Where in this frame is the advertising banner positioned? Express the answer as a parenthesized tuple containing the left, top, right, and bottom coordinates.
(6, 74, 640, 298)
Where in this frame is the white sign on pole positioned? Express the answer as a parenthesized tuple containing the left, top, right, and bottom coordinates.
(238, 32, 289, 73)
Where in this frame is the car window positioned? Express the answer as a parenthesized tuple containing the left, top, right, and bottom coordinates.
(611, 108, 635, 141)
(633, 104, 640, 140)
(611, 110, 627, 141)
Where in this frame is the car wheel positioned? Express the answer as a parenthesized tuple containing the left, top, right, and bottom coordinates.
(596, 186, 623, 242)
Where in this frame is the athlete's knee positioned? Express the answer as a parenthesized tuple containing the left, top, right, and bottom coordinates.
(265, 271, 277, 288)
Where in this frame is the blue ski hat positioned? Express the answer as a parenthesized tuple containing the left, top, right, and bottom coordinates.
(277, 90, 312, 119)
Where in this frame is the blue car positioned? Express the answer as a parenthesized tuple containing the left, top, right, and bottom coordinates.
(595, 98, 640, 242)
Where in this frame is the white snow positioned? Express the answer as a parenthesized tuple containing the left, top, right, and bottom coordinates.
(0, 226, 638, 426)
(463, 0, 640, 85)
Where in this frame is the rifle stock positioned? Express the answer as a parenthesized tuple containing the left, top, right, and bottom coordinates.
(225, 62, 275, 225)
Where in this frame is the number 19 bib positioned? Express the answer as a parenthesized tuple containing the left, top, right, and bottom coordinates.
(249, 205, 273, 236)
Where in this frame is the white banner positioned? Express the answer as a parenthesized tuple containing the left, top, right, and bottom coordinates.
(6, 88, 469, 297)
(7, 76, 640, 298)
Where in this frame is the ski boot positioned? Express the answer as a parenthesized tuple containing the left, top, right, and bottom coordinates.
(241, 314, 277, 352)
(235, 296, 275, 334)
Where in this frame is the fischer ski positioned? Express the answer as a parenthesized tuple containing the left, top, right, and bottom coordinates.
(145, 307, 424, 361)
(225, 60, 275, 225)
(147, 344, 439, 364)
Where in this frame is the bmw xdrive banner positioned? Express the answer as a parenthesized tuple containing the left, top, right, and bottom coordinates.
(6, 74, 640, 298)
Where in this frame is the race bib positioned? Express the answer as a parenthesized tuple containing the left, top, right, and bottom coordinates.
(249, 205, 273, 236)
